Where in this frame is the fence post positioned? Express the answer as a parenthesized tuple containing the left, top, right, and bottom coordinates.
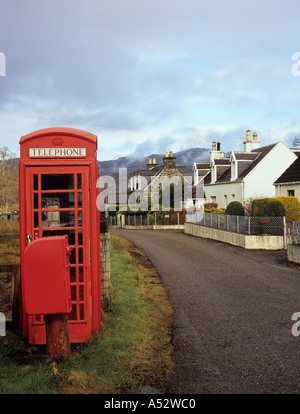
(218, 214, 220, 229)
(226, 214, 229, 231)
(248, 216, 251, 235)
(283, 216, 287, 249)
(237, 216, 239, 233)
(292, 221, 295, 244)
(12, 265, 21, 331)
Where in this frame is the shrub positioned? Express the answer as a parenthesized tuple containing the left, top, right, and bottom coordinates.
(275, 196, 300, 223)
(225, 201, 245, 216)
(204, 207, 225, 214)
(262, 200, 286, 217)
(251, 198, 273, 217)
(204, 203, 218, 209)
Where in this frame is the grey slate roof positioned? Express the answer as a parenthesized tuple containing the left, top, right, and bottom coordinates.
(274, 156, 300, 184)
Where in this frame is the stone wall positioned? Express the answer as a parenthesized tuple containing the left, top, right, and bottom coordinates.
(100, 232, 112, 311)
(184, 222, 284, 250)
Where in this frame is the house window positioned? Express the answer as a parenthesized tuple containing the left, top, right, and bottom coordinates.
(288, 189, 295, 196)
(224, 195, 228, 207)
(232, 194, 235, 199)
(211, 196, 216, 203)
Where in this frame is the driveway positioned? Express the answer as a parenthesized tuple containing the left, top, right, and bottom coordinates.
(113, 229, 300, 394)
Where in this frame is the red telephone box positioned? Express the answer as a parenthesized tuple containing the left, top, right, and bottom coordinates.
(19, 127, 101, 345)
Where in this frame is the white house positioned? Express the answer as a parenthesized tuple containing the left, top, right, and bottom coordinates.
(194, 130, 298, 209)
(274, 155, 300, 200)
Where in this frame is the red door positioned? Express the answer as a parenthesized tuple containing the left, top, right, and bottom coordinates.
(24, 166, 92, 344)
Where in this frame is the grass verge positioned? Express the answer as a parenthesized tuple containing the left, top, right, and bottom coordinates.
(0, 233, 173, 394)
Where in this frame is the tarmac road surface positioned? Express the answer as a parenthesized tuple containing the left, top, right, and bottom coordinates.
(113, 229, 300, 394)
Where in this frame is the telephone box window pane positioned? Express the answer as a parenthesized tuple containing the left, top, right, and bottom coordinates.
(70, 248, 76, 264)
(33, 174, 38, 191)
(34, 212, 39, 228)
(79, 267, 84, 283)
(78, 230, 83, 245)
(71, 285, 77, 301)
(41, 193, 75, 209)
(34, 193, 38, 209)
(79, 285, 84, 301)
(78, 248, 83, 264)
(77, 174, 82, 190)
(41, 174, 74, 190)
(42, 211, 75, 228)
(78, 211, 83, 227)
(77, 193, 82, 208)
(69, 306, 77, 321)
(70, 267, 76, 283)
(42, 229, 76, 245)
(79, 304, 84, 320)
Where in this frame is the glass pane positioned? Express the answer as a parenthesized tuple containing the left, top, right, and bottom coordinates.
(69, 306, 77, 321)
(78, 230, 83, 245)
(77, 174, 82, 190)
(41, 174, 74, 190)
(78, 248, 83, 264)
(71, 285, 77, 301)
(34, 212, 39, 228)
(42, 211, 75, 228)
(78, 211, 83, 227)
(79, 267, 84, 283)
(70, 248, 76, 264)
(42, 229, 76, 245)
(41, 193, 75, 209)
(34, 174, 38, 191)
(70, 267, 76, 283)
(34, 193, 38, 209)
(79, 304, 84, 320)
(77, 193, 82, 208)
(79, 285, 84, 301)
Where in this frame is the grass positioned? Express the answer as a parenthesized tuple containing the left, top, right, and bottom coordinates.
(0, 229, 174, 394)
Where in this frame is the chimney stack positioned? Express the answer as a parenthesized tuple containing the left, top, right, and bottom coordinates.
(243, 129, 261, 152)
(246, 130, 251, 142)
(210, 140, 224, 162)
(163, 151, 176, 169)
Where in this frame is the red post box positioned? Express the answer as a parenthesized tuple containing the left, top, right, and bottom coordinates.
(22, 236, 72, 315)
(19, 128, 101, 345)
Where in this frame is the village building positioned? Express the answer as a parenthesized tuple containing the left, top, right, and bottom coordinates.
(274, 154, 300, 200)
(193, 130, 298, 209)
(129, 151, 193, 210)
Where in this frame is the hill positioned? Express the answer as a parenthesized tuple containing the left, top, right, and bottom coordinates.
(98, 147, 211, 177)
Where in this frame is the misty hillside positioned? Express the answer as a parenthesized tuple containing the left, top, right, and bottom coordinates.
(98, 147, 213, 177)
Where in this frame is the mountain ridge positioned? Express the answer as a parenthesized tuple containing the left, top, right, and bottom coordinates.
(98, 147, 212, 177)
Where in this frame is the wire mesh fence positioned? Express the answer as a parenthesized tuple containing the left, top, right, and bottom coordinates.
(186, 212, 285, 236)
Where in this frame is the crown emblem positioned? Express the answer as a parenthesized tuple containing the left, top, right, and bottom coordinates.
(52, 137, 64, 146)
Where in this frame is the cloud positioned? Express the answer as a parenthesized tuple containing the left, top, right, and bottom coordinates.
(0, 0, 300, 160)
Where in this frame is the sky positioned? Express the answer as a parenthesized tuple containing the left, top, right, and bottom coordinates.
(1, 0, 300, 161)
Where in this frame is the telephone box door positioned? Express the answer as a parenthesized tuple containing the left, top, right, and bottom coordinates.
(24, 166, 92, 344)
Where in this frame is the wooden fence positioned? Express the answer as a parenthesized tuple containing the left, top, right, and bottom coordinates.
(0, 264, 21, 330)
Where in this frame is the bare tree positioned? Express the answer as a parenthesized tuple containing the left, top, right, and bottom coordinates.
(292, 136, 300, 147)
(0, 146, 18, 178)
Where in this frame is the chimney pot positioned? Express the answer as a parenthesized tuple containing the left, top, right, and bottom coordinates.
(165, 151, 168, 157)
(253, 132, 257, 141)
(217, 142, 221, 151)
(153, 157, 156, 164)
(212, 142, 216, 151)
(169, 151, 173, 157)
(246, 130, 251, 142)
